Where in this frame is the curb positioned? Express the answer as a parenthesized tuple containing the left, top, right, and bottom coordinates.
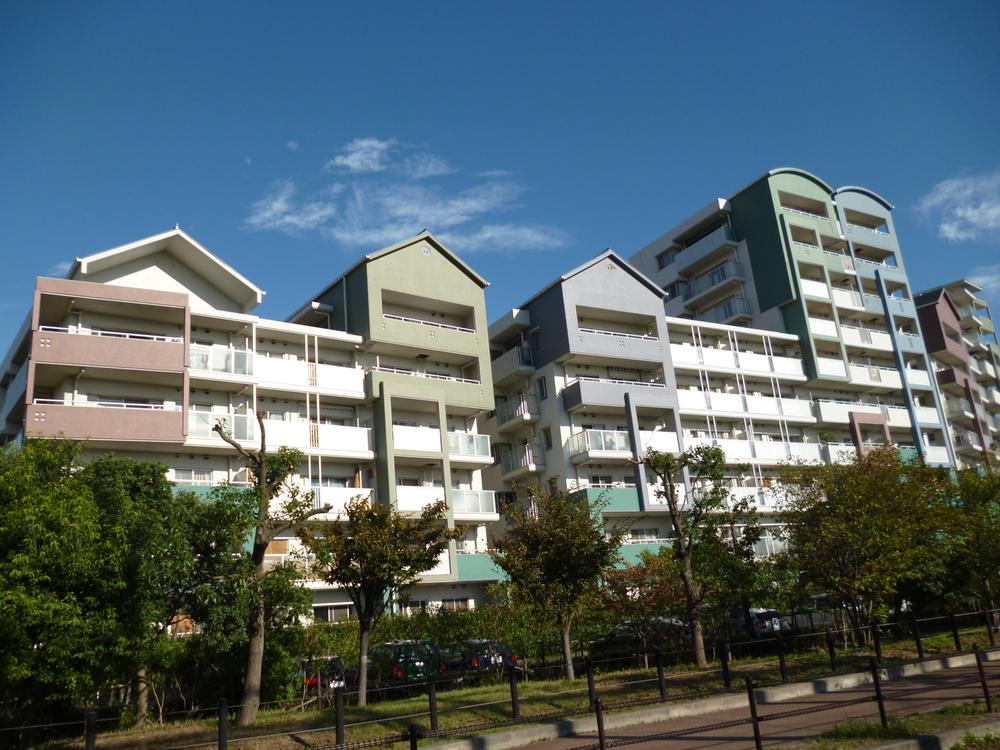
(425, 651, 996, 750)
(868, 718, 1000, 750)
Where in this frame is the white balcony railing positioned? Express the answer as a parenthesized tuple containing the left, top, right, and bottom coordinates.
(496, 396, 539, 425)
(578, 327, 657, 341)
(567, 429, 631, 455)
(188, 410, 255, 440)
(500, 443, 545, 474)
(451, 489, 496, 515)
(392, 425, 442, 452)
(190, 344, 252, 375)
(34, 397, 182, 411)
(396, 485, 446, 512)
(447, 431, 491, 458)
(367, 366, 480, 385)
(38, 325, 182, 343)
(382, 313, 474, 334)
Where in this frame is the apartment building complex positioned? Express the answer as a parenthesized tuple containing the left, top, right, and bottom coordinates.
(484, 251, 814, 561)
(629, 167, 953, 467)
(0, 228, 499, 617)
(915, 279, 1000, 468)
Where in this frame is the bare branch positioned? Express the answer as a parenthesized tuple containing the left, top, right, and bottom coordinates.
(211, 421, 256, 462)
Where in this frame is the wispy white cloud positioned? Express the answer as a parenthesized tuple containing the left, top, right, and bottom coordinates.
(245, 137, 567, 252)
(919, 170, 1000, 242)
(439, 224, 570, 253)
(326, 137, 396, 173)
(286, 140, 300, 152)
(476, 169, 513, 178)
(401, 153, 457, 180)
(971, 263, 1000, 303)
(244, 179, 342, 233)
(244, 157, 252, 166)
(49, 260, 72, 276)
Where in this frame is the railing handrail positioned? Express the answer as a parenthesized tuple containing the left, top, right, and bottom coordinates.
(382, 312, 474, 334)
(816, 397, 906, 409)
(575, 375, 666, 388)
(367, 366, 480, 385)
(34, 397, 181, 411)
(38, 325, 182, 343)
(847, 221, 889, 235)
(781, 205, 829, 220)
(578, 326, 657, 341)
(190, 342, 251, 352)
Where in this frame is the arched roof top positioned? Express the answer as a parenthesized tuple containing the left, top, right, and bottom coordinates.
(832, 185, 895, 210)
(766, 167, 834, 194)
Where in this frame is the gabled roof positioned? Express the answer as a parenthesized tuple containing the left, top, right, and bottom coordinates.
(914, 287, 962, 321)
(517, 249, 666, 310)
(287, 231, 487, 322)
(71, 228, 264, 311)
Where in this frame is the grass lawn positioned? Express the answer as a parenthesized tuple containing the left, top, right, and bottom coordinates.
(37, 623, 997, 749)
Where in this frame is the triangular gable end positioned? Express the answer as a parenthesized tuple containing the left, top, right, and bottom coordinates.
(365, 231, 489, 289)
(560, 250, 666, 300)
(72, 228, 265, 313)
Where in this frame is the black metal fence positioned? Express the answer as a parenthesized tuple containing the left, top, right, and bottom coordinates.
(6, 607, 999, 749)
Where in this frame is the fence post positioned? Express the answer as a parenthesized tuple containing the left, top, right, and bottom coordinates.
(951, 614, 963, 653)
(745, 676, 763, 750)
(777, 633, 788, 683)
(217, 697, 228, 750)
(720, 642, 732, 691)
(656, 651, 668, 701)
(508, 666, 521, 720)
(871, 618, 883, 666)
(986, 610, 997, 649)
(911, 617, 925, 660)
(334, 686, 345, 746)
(975, 645, 994, 713)
(869, 657, 888, 729)
(825, 630, 837, 672)
(427, 676, 438, 731)
(586, 657, 597, 707)
(540, 641, 546, 668)
(594, 697, 607, 750)
(84, 710, 96, 750)
(408, 723, 420, 750)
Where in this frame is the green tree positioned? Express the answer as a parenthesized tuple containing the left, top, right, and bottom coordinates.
(942, 468, 1000, 613)
(642, 446, 761, 667)
(778, 445, 956, 636)
(599, 548, 687, 667)
(491, 486, 625, 680)
(300, 495, 459, 706)
(213, 414, 331, 726)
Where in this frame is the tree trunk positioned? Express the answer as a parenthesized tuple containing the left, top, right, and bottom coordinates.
(358, 627, 371, 707)
(135, 666, 149, 727)
(237, 593, 266, 727)
(560, 624, 575, 680)
(690, 616, 708, 668)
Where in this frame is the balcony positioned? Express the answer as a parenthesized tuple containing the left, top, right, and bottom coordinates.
(495, 395, 541, 432)
(816, 356, 848, 378)
(702, 297, 752, 325)
(905, 368, 932, 388)
(808, 317, 838, 338)
(823, 443, 858, 464)
(800, 279, 830, 300)
(841, 325, 893, 351)
(34, 326, 184, 372)
(945, 398, 976, 424)
(267, 421, 374, 455)
(567, 429, 632, 464)
(954, 430, 984, 454)
(848, 364, 902, 390)
(562, 376, 675, 413)
(500, 443, 545, 480)
(28, 399, 185, 442)
(188, 410, 255, 441)
(313, 486, 372, 515)
(456, 552, 505, 582)
(255, 356, 365, 396)
(395, 485, 445, 512)
(914, 405, 941, 424)
(492, 345, 534, 387)
(813, 400, 910, 429)
(393, 425, 442, 453)
(683, 261, 745, 304)
(0, 362, 27, 422)
(924, 445, 951, 465)
(676, 224, 738, 276)
(451, 489, 497, 517)
(824, 251, 855, 274)
(447, 431, 492, 464)
(639, 430, 679, 454)
(190, 345, 252, 376)
(378, 308, 479, 357)
(831, 287, 864, 311)
(573, 326, 664, 362)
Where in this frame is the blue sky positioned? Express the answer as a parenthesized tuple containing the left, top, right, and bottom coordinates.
(2, 1, 999, 342)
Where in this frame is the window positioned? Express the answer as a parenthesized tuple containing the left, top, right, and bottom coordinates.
(542, 427, 552, 451)
(536, 376, 548, 401)
(314, 604, 356, 623)
(441, 598, 470, 611)
(590, 474, 613, 487)
(174, 468, 212, 484)
(629, 528, 660, 542)
(656, 248, 677, 270)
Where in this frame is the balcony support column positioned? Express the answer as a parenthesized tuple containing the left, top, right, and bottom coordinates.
(624, 393, 649, 511)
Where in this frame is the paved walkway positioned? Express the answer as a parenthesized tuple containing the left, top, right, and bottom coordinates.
(521, 661, 1000, 750)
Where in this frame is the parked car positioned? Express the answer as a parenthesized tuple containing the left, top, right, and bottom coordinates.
(363, 640, 446, 688)
(301, 655, 345, 692)
(588, 618, 688, 666)
(730, 608, 792, 639)
(459, 639, 517, 674)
